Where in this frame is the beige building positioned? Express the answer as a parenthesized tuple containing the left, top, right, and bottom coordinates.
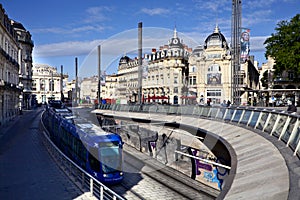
(260, 57, 300, 106)
(32, 64, 68, 104)
(80, 75, 98, 104)
(116, 28, 192, 104)
(11, 20, 34, 110)
(102, 74, 118, 102)
(189, 25, 260, 106)
(116, 56, 139, 103)
(143, 28, 192, 104)
(0, 5, 21, 125)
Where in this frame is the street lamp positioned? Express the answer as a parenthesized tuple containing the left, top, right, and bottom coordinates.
(18, 82, 23, 114)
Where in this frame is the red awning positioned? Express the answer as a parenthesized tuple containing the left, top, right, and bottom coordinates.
(181, 95, 197, 99)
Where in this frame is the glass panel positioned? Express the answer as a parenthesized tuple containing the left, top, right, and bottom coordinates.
(281, 117, 296, 143)
(272, 115, 288, 138)
(168, 106, 177, 114)
(88, 147, 100, 172)
(289, 126, 300, 150)
(249, 111, 260, 127)
(224, 109, 234, 121)
(240, 110, 251, 125)
(264, 113, 278, 133)
(193, 106, 201, 116)
(216, 108, 226, 119)
(232, 110, 243, 122)
(256, 112, 269, 130)
(100, 144, 122, 173)
(182, 106, 194, 115)
(209, 107, 219, 118)
(201, 107, 210, 117)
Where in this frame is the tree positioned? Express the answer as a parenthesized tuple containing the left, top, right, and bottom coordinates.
(264, 14, 300, 78)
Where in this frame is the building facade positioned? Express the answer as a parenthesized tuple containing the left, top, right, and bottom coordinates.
(80, 76, 98, 104)
(259, 57, 300, 106)
(32, 63, 68, 104)
(115, 28, 192, 105)
(189, 25, 260, 105)
(116, 56, 139, 103)
(0, 5, 21, 125)
(11, 20, 34, 110)
(143, 28, 192, 104)
(78, 74, 118, 104)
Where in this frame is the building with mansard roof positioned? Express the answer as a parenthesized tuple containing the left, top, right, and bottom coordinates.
(11, 19, 34, 110)
(0, 4, 21, 125)
(143, 28, 192, 104)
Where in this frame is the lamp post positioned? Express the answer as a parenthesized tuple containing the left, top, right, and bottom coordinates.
(18, 82, 23, 114)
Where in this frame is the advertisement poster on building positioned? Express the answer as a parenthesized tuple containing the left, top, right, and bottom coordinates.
(240, 29, 250, 63)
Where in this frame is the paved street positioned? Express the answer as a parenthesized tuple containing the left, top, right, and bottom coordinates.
(0, 108, 89, 200)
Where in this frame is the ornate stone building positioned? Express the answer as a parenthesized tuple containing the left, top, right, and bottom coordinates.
(11, 20, 34, 109)
(189, 25, 259, 105)
(116, 56, 139, 103)
(260, 57, 300, 106)
(32, 64, 68, 104)
(143, 28, 192, 104)
(116, 28, 192, 104)
(0, 5, 21, 125)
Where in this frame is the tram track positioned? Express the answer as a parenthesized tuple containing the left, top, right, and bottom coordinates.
(109, 145, 217, 200)
(73, 107, 219, 199)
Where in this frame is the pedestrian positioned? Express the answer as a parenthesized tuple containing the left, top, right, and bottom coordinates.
(221, 100, 227, 107)
(227, 100, 231, 107)
(287, 100, 297, 113)
(207, 98, 211, 106)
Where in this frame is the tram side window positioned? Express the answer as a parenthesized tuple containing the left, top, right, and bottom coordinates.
(88, 147, 100, 172)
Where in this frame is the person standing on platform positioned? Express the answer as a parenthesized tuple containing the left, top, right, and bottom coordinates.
(287, 100, 297, 113)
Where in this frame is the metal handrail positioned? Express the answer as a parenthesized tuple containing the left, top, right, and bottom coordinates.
(40, 111, 125, 200)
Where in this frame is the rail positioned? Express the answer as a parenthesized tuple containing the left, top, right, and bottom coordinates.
(40, 111, 125, 200)
(97, 104, 300, 158)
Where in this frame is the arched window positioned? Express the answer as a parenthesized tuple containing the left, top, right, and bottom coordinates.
(207, 64, 221, 85)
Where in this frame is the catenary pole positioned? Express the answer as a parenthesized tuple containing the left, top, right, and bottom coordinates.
(75, 57, 78, 106)
(137, 22, 143, 104)
(98, 45, 101, 107)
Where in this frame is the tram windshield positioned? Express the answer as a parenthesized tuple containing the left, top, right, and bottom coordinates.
(99, 142, 122, 174)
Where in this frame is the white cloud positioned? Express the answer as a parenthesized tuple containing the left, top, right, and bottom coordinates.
(83, 6, 113, 23)
(193, 0, 230, 12)
(32, 25, 106, 35)
(244, 0, 276, 9)
(140, 8, 170, 16)
(250, 36, 269, 52)
(33, 40, 103, 57)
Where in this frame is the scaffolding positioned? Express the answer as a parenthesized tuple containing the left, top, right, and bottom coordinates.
(231, 0, 242, 105)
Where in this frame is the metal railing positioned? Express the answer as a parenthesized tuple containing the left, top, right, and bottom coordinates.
(97, 104, 300, 158)
(40, 112, 125, 200)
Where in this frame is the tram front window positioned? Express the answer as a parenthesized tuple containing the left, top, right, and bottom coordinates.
(88, 147, 100, 172)
(100, 142, 122, 174)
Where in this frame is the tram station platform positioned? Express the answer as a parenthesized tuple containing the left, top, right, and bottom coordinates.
(94, 109, 296, 200)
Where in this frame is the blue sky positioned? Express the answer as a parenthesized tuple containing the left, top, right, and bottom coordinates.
(2, 0, 300, 80)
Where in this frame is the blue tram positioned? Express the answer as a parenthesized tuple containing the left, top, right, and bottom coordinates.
(42, 102, 123, 184)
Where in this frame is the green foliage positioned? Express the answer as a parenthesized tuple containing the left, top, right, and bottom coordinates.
(264, 14, 300, 77)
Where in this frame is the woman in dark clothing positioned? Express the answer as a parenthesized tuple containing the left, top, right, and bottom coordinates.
(287, 100, 297, 113)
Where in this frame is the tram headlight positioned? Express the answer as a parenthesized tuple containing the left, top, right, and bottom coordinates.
(120, 172, 123, 176)
(103, 174, 108, 177)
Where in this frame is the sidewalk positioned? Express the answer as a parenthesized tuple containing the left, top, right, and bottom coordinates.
(0, 108, 86, 200)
